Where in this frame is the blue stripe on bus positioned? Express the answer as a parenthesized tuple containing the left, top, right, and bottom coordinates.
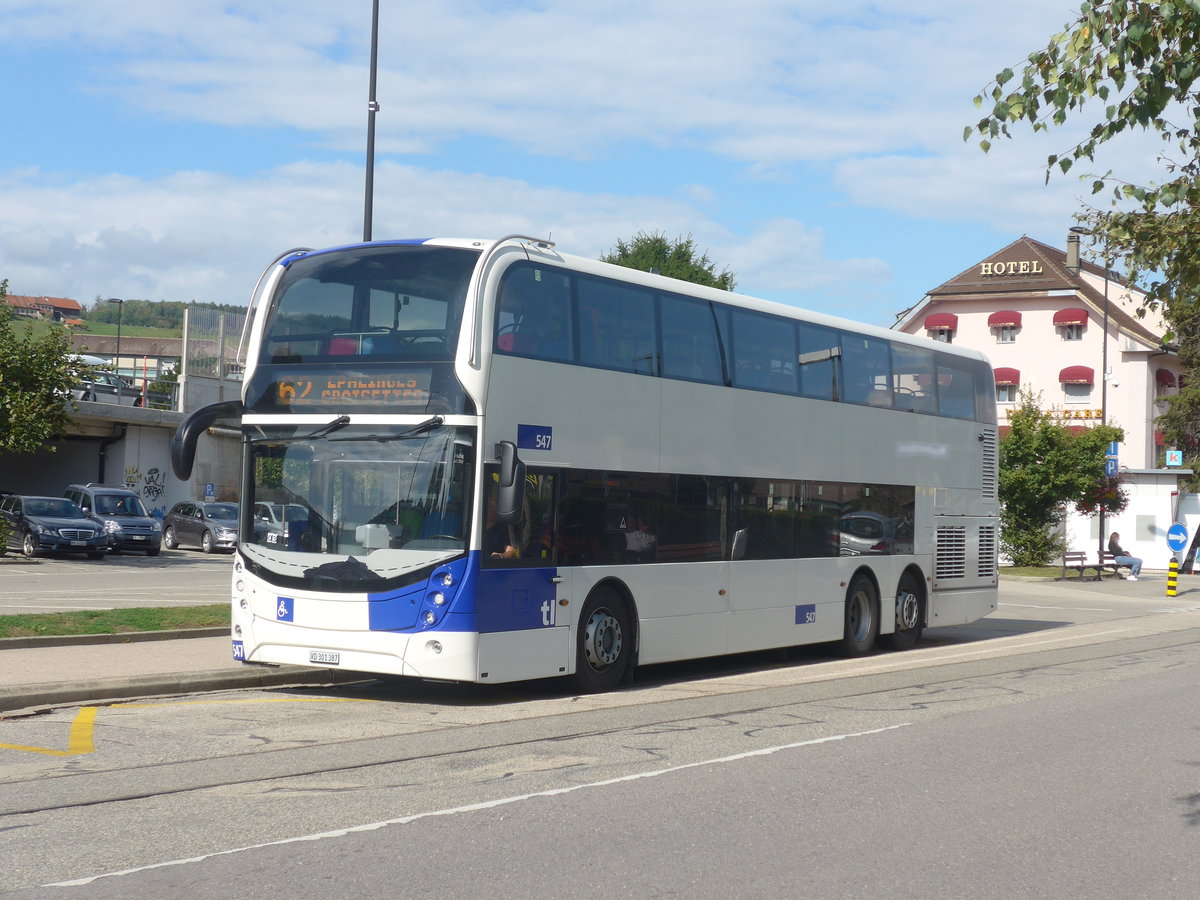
(474, 563, 561, 633)
(363, 553, 560, 635)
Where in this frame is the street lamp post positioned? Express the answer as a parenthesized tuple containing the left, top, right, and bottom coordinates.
(105, 298, 124, 387)
(1067, 226, 1112, 562)
(363, 0, 380, 242)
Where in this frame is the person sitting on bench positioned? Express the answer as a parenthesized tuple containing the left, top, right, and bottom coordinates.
(1107, 532, 1143, 581)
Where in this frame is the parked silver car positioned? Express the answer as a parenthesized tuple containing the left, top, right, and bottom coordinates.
(163, 501, 239, 553)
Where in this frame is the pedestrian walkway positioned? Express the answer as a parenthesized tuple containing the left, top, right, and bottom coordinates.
(0, 630, 346, 714)
(2, 572, 1198, 715)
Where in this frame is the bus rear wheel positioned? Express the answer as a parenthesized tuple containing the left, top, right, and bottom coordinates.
(879, 573, 925, 651)
(574, 588, 631, 693)
(839, 574, 879, 657)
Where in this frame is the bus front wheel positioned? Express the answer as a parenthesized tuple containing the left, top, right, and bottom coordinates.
(574, 588, 631, 693)
(840, 574, 879, 657)
(878, 573, 925, 651)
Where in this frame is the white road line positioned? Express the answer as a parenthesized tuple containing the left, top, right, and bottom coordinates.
(48, 722, 912, 888)
(1001, 602, 1113, 612)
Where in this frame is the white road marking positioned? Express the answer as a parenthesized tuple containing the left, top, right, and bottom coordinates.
(48, 723, 912, 888)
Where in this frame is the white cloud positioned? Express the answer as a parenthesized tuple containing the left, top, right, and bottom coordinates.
(1, 0, 1084, 164)
(0, 160, 887, 309)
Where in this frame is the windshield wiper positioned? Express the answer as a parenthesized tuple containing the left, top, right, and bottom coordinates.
(327, 415, 445, 443)
(249, 415, 351, 445)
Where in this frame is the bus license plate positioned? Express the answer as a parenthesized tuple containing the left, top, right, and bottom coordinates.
(309, 650, 340, 665)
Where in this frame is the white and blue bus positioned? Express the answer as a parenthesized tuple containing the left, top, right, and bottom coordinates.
(172, 236, 998, 691)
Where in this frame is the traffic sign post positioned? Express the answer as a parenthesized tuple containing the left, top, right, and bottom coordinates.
(1167, 522, 1189, 554)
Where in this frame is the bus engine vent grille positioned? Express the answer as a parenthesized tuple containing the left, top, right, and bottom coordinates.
(980, 429, 997, 500)
(935, 525, 967, 580)
(978, 525, 998, 577)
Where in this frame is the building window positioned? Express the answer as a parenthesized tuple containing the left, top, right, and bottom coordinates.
(996, 325, 1017, 344)
(1061, 323, 1084, 341)
(1063, 383, 1092, 403)
(996, 384, 1017, 403)
(931, 330, 952, 344)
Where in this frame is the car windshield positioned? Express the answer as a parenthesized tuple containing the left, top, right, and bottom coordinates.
(205, 504, 238, 519)
(26, 498, 84, 518)
(94, 494, 148, 516)
(243, 425, 473, 589)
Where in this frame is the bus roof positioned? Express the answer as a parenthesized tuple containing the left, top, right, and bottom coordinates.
(278, 237, 991, 367)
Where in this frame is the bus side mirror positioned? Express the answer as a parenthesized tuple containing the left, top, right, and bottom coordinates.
(171, 399, 244, 480)
(495, 440, 525, 523)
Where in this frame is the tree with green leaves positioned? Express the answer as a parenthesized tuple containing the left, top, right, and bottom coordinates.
(1000, 390, 1125, 566)
(602, 232, 736, 290)
(0, 280, 86, 456)
(965, 0, 1200, 482)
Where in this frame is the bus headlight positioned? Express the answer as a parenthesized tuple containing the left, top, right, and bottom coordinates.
(432, 592, 445, 606)
(423, 611, 436, 625)
(426, 640, 443, 654)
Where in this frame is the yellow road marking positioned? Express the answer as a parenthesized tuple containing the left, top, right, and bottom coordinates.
(0, 707, 97, 756)
(0, 697, 374, 756)
(111, 697, 376, 708)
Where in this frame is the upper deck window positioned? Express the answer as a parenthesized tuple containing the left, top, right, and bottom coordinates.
(262, 245, 479, 364)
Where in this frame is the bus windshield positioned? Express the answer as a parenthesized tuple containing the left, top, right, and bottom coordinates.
(243, 425, 474, 589)
(260, 244, 479, 365)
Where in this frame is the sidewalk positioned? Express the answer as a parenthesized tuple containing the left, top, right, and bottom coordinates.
(0, 629, 354, 715)
(2, 572, 1196, 715)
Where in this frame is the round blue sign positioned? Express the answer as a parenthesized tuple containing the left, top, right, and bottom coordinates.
(1167, 523, 1189, 553)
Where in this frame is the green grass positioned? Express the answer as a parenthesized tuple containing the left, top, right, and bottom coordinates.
(1000, 566, 1062, 578)
(0, 605, 228, 639)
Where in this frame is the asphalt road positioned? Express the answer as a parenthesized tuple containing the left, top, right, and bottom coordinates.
(0, 549, 233, 615)
(2, 581, 1199, 897)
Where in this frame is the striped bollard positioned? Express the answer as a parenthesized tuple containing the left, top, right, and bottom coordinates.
(1167, 560, 1178, 597)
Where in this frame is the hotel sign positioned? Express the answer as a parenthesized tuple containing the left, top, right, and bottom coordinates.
(1005, 407, 1104, 421)
(981, 260, 1044, 276)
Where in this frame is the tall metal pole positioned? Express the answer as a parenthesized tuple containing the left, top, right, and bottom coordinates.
(1068, 227, 1109, 563)
(363, 0, 380, 242)
(106, 298, 123, 391)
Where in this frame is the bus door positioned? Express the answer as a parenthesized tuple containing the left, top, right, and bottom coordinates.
(476, 471, 572, 681)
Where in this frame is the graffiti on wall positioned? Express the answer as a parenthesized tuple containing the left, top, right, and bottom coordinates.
(123, 464, 168, 519)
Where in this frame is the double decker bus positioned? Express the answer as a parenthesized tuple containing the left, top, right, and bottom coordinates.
(172, 236, 998, 691)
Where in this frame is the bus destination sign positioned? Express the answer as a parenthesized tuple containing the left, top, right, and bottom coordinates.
(276, 369, 432, 407)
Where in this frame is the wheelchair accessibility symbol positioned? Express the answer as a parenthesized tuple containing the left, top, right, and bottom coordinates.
(276, 598, 294, 622)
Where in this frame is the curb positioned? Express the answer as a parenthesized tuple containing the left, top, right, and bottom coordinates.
(0, 665, 368, 715)
(0, 627, 228, 650)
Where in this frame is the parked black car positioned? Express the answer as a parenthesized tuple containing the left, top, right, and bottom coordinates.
(163, 501, 239, 553)
(64, 484, 162, 555)
(0, 493, 108, 559)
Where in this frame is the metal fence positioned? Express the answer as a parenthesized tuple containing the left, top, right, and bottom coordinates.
(182, 307, 245, 380)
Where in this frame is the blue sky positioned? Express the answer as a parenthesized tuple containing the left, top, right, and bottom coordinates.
(0, 0, 1165, 327)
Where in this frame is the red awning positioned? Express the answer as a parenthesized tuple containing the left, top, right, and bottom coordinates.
(1053, 307, 1088, 326)
(987, 310, 1022, 327)
(1156, 368, 1178, 388)
(924, 313, 957, 331)
(993, 367, 1020, 385)
(1059, 365, 1094, 384)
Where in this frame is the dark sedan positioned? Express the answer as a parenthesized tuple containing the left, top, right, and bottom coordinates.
(0, 494, 108, 559)
(163, 501, 239, 553)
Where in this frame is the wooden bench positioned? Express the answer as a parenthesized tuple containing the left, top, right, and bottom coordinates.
(1060, 551, 1135, 580)
(1097, 552, 1135, 579)
(1060, 551, 1101, 580)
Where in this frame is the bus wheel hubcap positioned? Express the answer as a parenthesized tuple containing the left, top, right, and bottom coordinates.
(584, 610, 622, 669)
(896, 590, 919, 630)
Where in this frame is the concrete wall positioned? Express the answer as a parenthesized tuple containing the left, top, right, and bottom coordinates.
(0, 404, 240, 516)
